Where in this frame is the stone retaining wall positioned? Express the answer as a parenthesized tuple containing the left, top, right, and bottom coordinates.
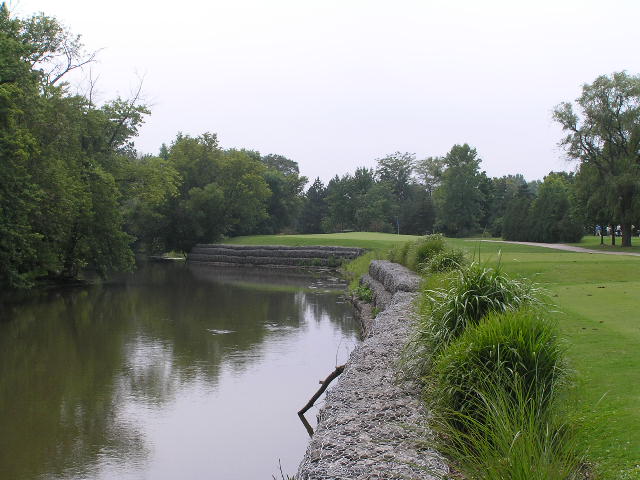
(296, 260, 448, 480)
(188, 244, 365, 268)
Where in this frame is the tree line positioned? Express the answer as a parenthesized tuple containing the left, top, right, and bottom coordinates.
(298, 146, 584, 245)
(2, 5, 639, 289)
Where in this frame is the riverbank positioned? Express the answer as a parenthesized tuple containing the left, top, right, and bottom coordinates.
(296, 260, 448, 480)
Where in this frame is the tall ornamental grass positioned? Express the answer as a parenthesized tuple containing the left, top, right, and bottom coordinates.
(409, 262, 543, 376)
(389, 234, 446, 271)
(430, 309, 564, 426)
(421, 248, 467, 274)
(432, 372, 582, 480)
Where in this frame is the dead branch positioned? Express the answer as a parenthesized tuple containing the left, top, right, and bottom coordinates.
(298, 364, 344, 416)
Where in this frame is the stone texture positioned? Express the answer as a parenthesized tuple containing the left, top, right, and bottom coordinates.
(188, 244, 365, 268)
(296, 261, 447, 480)
(368, 260, 422, 294)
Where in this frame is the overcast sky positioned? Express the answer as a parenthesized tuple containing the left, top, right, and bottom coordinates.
(11, 0, 640, 183)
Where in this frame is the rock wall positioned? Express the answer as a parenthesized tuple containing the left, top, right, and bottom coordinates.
(188, 244, 365, 268)
(296, 260, 448, 480)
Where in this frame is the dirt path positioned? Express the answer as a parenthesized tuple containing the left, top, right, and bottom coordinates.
(478, 240, 640, 257)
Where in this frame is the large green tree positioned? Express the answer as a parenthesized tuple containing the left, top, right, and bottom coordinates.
(554, 71, 640, 247)
(0, 5, 149, 286)
(433, 144, 485, 236)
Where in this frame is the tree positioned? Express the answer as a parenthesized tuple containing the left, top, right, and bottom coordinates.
(414, 156, 445, 195)
(502, 183, 534, 241)
(300, 178, 327, 233)
(0, 5, 148, 286)
(258, 154, 306, 234)
(529, 173, 583, 243)
(376, 152, 415, 233)
(433, 144, 485, 236)
(553, 71, 640, 247)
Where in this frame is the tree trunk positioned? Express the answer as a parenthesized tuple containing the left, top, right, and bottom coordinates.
(610, 225, 616, 246)
(622, 222, 633, 247)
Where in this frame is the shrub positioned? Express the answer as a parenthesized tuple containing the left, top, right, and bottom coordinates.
(431, 309, 564, 423)
(432, 373, 581, 480)
(352, 283, 373, 303)
(388, 241, 412, 265)
(422, 248, 467, 273)
(406, 234, 446, 271)
(408, 262, 542, 376)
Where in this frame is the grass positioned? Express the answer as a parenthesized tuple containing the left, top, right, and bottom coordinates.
(568, 234, 640, 254)
(223, 232, 419, 250)
(444, 238, 640, 480)
(433, 372, 582, 480)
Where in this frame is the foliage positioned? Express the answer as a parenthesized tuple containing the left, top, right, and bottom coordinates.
(431, 309, 564, 424)
(411, 262, 543, 375)
(433, 144, 485, 237)
(405, 234, 446, 271)
(502, 183, 535, 241)
(432, 372, 581, 480)
(554, 71, 640, 247)
(423, 248, 467, 273)
(529, 173, 584, 243)
(0, 6, 143, 286)
(299, 177, 327, 233)
(352, 283, 373, 303)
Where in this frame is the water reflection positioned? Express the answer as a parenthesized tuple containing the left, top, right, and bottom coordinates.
(0, 263, 358, 480)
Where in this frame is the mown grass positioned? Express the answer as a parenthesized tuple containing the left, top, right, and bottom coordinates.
(223, 232, 419, 250)
(569, 234, 640, 254)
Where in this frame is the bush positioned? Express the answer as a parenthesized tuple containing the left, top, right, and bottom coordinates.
(388, 241, 412, 265)
(409, 263, 542, 376)
(432, 373, 581, 480)
(427, 310, 581, 480)
(422, 248, 467, 273)
(431, 309, 564, 422)
(352, 283, 373, 303)
(405, 234, 446, 271)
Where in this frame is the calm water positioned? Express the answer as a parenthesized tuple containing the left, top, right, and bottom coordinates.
(0, 263, 359, 480)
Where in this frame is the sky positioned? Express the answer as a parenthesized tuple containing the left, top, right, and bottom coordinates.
(10, 0, 640, 183)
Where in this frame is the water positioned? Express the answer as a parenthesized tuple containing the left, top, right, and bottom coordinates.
(0, 263, 359, 480)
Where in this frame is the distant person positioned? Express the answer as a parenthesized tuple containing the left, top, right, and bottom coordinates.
(606, 225, 612, 236)
(616, 225, 622, 237)
(595, 225, 602, 236)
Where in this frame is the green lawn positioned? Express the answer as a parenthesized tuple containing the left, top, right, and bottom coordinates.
(223, 232, 420, 250)
(227, 233, 640, 478)
(569, 234, 640, 254)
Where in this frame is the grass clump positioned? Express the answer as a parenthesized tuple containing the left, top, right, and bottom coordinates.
(352, 283, 373, 303)
(343, 249, 388, 289)
(406, 234, 446, 271)
(421, 248, 467, 274)
(433, 372, 582, 480)
(413, 262, 542, 374)
(431, 309, 564, 424)
(388, 234, 446, 271)
(388, 240, 412, 265)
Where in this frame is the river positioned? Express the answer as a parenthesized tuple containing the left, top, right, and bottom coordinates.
(0, 262, 359, 479)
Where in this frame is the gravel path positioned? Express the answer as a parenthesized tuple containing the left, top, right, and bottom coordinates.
(296, 261, 448, 480)
(478, 239, 640, 256)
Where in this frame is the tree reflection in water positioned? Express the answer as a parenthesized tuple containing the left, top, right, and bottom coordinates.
(0, 263, 358, 480)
